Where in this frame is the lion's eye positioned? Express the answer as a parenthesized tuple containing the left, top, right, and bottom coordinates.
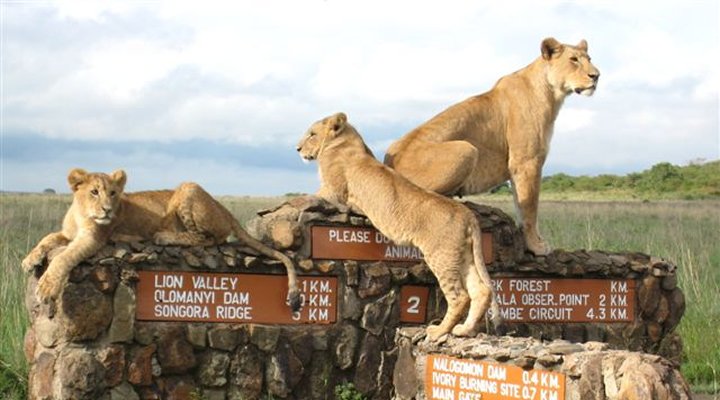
(570, 56, 579, 63)
(91, 189, 99, 196)
(309, 132, 316, 137)
(110, 191, 117, 196)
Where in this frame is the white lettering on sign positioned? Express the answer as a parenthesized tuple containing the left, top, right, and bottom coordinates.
(426, 355, 565, 400)
(385, 245, 424, 260)
(489, 278, 635, 323)
(192, 275, 238, 291)
(154, 304, 210, 319)
(155, 274, 183, 288)
(328, 228, 371, 243)
(137, 271, 337, 324)
(216, 305, 253, 320)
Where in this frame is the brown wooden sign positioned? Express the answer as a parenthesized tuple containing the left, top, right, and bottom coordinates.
(400, 279, 635, 325)
(492, 278, 635, 323)
(311, 225, 494, 264)
(426, 354, 565, 400)
(399, 285, 430, 323)
(136, 271, 337, 324)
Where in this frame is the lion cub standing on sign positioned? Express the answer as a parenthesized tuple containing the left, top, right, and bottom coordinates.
(385, 38, 600, 255)
(297, 112, 501, 340)
(22, 168, 300, 310)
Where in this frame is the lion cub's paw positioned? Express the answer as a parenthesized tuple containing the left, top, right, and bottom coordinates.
(426, 325, 448, 341)
(36, 275, 61, 302)
(21, 252, 44, 273)
(451, 323, 477, 337)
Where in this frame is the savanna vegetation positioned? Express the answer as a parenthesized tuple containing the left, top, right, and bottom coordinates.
(492, 160, 720, 200)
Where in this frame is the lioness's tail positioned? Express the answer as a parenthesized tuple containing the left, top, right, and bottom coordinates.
(471, 221, 502, 330)
(231, 220, 301, 312)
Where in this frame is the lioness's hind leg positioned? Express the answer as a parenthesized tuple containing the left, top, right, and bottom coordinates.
(451, 261, 492, 337)
(386, 140, 477, 196)
(158, 183, 232, 246)
(425, 259, 470, 340)
(153, 231, 214, 246)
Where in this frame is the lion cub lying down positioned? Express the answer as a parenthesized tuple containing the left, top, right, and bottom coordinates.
(22, 168, 300, 310)
(297, 113, 501, 340)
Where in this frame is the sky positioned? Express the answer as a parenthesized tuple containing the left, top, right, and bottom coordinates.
(1, 0, 718, 195)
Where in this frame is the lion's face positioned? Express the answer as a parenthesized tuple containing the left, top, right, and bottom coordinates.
(542, 38, 600, 96)
(296, 113, 347, 161)
(68, 168, 126, 225)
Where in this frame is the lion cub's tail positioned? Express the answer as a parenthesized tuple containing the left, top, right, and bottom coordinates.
(471, 221, 502, 330)
(230, 220, 301, 312)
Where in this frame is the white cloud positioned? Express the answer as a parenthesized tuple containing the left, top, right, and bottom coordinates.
(2, 0, 718, 194)
(555, 108, 597, 134)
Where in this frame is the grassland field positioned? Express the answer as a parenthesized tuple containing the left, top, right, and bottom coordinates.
(1, 193, 718, 398)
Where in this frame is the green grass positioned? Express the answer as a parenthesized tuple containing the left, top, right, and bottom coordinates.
(1, 194, 718, 396)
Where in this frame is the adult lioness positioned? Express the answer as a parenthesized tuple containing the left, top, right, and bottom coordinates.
(297, 112, 501, 340)
(22, 168, 300, 310)
(384, 38, 600, 255)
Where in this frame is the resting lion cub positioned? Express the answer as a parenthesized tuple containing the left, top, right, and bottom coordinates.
(385, 38, 600, 255)
(22, 168, 300, 310)
(297, 113, 501, 340)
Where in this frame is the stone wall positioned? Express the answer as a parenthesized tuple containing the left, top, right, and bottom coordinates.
(393, 328, 691, 400)
(24, 196, 687, 399)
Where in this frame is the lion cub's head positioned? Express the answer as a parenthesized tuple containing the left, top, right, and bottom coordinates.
(541, 37, 600, 96)
(67, 168, 126, 226)
(296, 112, 348, 161)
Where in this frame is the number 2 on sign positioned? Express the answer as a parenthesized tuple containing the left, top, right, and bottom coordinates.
(406, 296, 420, 314)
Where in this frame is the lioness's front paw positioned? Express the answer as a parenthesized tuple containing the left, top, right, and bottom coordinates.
(22, 252, 44, 273)
(451, 323, 477, 337)
(426, 325, 448, 341)
(36, 275, 61, 302)
(525, 236, 551, 256)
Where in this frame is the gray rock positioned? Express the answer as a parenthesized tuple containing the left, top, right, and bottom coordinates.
(334, 324, 359, 370)
(361, 290, 397, 335)
(208, 326, 240, 351)
(230, 345, 263, 399)
(197, 351, 230, 387)
(54, 347, 106, 400)
(249, 324, 280, 352)
(108, 283, 135, 343)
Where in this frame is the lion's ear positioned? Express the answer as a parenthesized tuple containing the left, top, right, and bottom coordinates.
(67, 168, 89, 192)
(576, 39, 588, 52)
(328, 112, 348, 137)
(110, 169, 127, 191)
(541, 37, 563, 60)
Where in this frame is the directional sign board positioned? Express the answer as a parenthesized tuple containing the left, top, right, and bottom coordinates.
(136, 271, 337, 324)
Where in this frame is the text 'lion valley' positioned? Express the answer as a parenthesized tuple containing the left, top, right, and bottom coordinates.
(136, 271, 337, 324)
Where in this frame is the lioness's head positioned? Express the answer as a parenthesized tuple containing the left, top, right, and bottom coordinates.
(296, 112, 348, 161)
(541, 37, 600, 96)
(67, 168, 126, 225)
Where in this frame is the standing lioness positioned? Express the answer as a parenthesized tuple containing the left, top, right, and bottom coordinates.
(297, 113, 501, 340)
(22, 168, 300, 310)
(385, 37, 600, 255)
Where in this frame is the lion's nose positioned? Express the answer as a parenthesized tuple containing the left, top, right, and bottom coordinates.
(296, 146, 301, 152)
(589, 71, 600, 81)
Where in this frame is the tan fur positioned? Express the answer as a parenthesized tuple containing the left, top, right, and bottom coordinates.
(297, 113, 501, 340)
(384, 38, 600, 255)
(22, 169, 300, 309)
